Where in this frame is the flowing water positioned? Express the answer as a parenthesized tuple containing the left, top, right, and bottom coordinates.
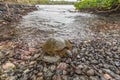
(15, 5, 120, 47)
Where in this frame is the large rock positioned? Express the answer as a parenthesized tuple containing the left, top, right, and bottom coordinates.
(42, 37, 72, 57)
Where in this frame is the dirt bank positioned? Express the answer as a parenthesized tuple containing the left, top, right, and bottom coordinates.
(0, 2, 37, 41)
(0, 2, 37, 25)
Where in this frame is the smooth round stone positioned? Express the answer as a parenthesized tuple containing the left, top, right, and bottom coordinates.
(2, 62, 16, 70)
(87, 69, 95, 76)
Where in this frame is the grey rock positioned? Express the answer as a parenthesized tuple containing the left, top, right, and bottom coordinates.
(42, 55, 61, 63)
(72, 48, 79, 55)
(66, 50, 72, 57)
(6, 76, 17, 80)
(87, 69, 95, 76)
(114, 61, 120, 67)
(0, 51, 4, 59)
(89, 76, 99, 80)
(52, 74, 61, 80)
(103, 69, 120, 80)
(79, 76, 87, 80)
(62, 75, 68, 80)
(46, 70, 53, 77)
(73, 76, 80, 80)
(31, 75, 37, 80)
(75, 68, 82, 75)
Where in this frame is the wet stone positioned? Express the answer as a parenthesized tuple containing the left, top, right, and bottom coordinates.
(2, 62, 16, 70)
(86, 69, 95, 76)
(103, 74, 112, 80)
(62, 70, 67, 75)
(23, 69, 31, 74)
(75, 68, 82, 75)
(114, 61, 120, 67)
(42, 55, 61, 63)
(6, 76, 17, 80)
(79, 76, 87, 80)
(49, 65, 56, 71)
(31, 75, 37, 80)
(73, 76, 80, 80)
(91, 60, 98, 64)
(37, 76, 43, 80)
(89, 76, 99, 80)
(44, 70, 53, 77)
(61, 75, 68, 80)
(103, 64, 110, 69)
(66, 50, 72, 57)
(57, 62, 67, 70)
(52, 74, 61, 80)
(37, 72, 43, 77)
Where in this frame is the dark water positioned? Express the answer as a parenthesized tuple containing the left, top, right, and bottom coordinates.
(15, 5, 120, 47)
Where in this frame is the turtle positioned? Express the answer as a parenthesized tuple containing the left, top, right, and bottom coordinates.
(42, 37, 72, 57)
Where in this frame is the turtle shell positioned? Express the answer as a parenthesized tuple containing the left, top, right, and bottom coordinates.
(42, 37, 72, 57)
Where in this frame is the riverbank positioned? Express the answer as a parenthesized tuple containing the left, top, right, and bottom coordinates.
(0, 2, 37, 41)
(0, 2, 37, 26)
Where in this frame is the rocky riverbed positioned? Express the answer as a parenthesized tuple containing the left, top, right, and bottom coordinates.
(0, 2, 37, 41)
(0, 2, 37, 25)
(0, 38, 120, 80)
(0, 4, 120, 80)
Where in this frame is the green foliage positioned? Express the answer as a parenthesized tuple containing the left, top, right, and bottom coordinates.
(75, 0, 97, 9)
(36, 0, 49, 4)
(74, 0, 120, 10)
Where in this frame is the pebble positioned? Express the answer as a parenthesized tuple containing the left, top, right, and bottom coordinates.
(76, 55, 80, 58)
(91, 60, 98, 64)
(114, 61, 120, 67)
(86, 69, 95, 76)
(0, 26, 120, 80)
(79, 76, 87, 80)
(6, 76, 17, 80)
(37, 72, 43, 77)
(2, 62, 16, 70)
(57, 62, 67, 70)
(72, 48, 78, 55)
(50, 65, 56, 71)
(61, 75, 68, 80)
(73, 76, 80, 80)
(37, 76, 43, 80)
(23, 69, 30, 74)
(62, 70, 67, 75)
(75, 68, 82, 75)
(52, 74, 61, 80)
(89, 76, 99, 80)
(0, 51, 4, 59)
(77, 65, 84, 69)
(66, 50, 72, 57)
(42, 55, 61, 63)
(103, 74, 112, 80)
